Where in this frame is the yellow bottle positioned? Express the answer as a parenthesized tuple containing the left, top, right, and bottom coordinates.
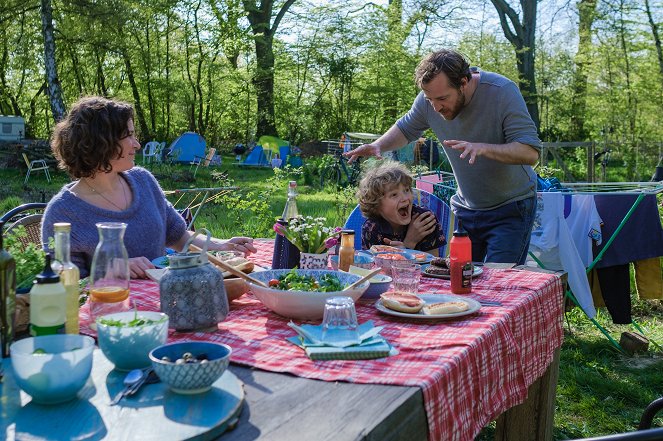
(338, 230, 355, 272)
(30, 254, 66, 336)
(51, 222, 80, 334)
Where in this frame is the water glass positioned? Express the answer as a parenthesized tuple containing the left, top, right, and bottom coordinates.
(391, 262, 421, 294)
(320, 296, 359, 346)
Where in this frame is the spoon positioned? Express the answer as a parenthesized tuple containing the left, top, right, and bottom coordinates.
(110, 368, 145, 405)
(342, 268, 382, 291)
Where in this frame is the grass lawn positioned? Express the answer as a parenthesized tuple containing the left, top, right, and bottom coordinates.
(2, 154, 663, 439)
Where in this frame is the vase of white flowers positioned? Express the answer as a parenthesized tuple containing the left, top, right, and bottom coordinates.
(273, 216, 341, 269)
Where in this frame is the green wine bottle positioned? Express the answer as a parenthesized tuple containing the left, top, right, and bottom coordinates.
(0, 220, 17, 358)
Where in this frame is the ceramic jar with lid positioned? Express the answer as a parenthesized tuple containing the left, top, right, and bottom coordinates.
(159, 229, 228, 331)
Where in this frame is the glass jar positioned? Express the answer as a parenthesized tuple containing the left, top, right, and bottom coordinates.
(89, 222, 131, 327)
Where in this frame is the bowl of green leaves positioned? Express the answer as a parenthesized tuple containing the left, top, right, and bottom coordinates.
(96, 311, 169, 371)
(247, 269, 369, 320)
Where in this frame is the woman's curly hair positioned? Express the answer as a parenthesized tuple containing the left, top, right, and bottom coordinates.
(51, 96, 135, 178)
(356, 160, 413, 219)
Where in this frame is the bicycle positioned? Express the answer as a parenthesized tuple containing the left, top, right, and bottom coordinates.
(320, 150, 361, 188)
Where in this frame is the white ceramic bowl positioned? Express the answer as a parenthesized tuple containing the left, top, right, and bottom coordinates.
(96, 311, 169, 371)
(10, 335, 95, 404)
(247, 269, 369, 320)
(329, 252, 374, 270)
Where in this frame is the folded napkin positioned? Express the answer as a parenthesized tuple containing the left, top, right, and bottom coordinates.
(287, 321, 397, 361)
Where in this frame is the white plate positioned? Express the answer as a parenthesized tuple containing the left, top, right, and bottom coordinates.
(401, 249, 435, 264)
(421, 264, 484, 280)
(375, 293, 481, 320)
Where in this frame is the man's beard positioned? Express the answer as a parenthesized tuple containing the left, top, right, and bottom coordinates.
(440, 88, 465, 120)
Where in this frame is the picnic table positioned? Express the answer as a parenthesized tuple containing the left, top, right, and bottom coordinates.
(1, 239, 565, 441)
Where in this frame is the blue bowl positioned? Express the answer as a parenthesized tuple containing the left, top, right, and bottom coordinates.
(150, 341, 231, 394)
(329, 252, 374, 270)
(97, 311, 169, 371)
(10, 335, 95, 404)
(361, 274, 393, 299)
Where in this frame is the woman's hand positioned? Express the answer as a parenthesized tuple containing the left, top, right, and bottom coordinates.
(129, 256, 155, 279)
(403, 212, 437, 249)
(207, 236, 256, 255)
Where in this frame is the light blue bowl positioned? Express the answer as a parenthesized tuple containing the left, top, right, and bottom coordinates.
(10, 335, 95, 404)
(329, 252, 375, 270)
(362, 274, 393, 299)
(96, 311, 169, 371)
(150, 341, 232, 394)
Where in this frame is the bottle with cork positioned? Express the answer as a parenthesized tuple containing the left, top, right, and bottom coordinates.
(51, 222, 80, 334)
(449, 222, 472, 294)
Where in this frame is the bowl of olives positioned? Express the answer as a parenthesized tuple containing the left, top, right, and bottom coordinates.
(149, 341, 232, 394)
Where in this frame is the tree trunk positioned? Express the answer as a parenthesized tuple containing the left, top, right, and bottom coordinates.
(644, 0, 663, 91)
(122, 50, 150, 139)
(489, 0, 540, 130)
(570, 0, 598, 141)
(243, 0, 296, 137)
(40, 0, 66, 122)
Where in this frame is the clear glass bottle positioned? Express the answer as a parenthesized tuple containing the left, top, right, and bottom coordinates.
(29, 254, 66, 336)
(338, 230, 355, 272)
(51, 222, 80, 334)
(0, 220, 16, 357)
(89, 222, 130, 328)
(282, 181, 299, 221)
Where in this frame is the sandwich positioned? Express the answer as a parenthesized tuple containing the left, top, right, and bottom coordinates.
(422, 301, 469, 315)
(380, 291, 425, 313)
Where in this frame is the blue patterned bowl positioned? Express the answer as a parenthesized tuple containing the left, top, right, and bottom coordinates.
(361, 274, 393, 299)
(10, 335, 95, 404)
(247, 269, 369, 320)
(149, 341, 232, 394)
(329, 252, 374, 270)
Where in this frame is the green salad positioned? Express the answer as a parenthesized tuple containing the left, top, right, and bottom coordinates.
(98, 310, 166, 327)
(268, 269, 344, 292)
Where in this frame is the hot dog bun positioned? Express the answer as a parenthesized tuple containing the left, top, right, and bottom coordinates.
(422, 301, 469, 315)
(380, 291, 425, 313)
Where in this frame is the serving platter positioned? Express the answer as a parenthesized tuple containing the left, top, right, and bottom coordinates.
(375, 294, 481, 320)
(401, 249, 435, 264)
(420, 264, 484, 280)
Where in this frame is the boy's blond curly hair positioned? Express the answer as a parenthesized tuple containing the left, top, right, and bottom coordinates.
(356, 160, 413, 219)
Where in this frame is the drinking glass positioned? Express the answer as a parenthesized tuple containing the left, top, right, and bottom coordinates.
(391, 262, 421, 294)
(320, 296, 359, 346)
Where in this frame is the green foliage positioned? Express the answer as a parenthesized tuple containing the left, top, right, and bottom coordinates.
(3, 226, 45, 290)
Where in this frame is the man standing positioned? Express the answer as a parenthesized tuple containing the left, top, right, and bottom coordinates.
(345, 49, 540, 265)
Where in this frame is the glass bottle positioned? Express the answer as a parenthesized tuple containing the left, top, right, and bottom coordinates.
(51, 222, 80, 334)
(0, 220, 16, 357)
(89, 222, 130, 328)
(338, 230, 355, 272)
(282, 181, 299, 221)
(29, 254, 66, 336)
(449, 222, 472, 294)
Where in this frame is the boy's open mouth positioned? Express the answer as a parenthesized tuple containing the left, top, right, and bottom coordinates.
(397, 204, 410, 219)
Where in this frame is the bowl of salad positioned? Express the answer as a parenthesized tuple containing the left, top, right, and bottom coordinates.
(247, 269, 369, 320)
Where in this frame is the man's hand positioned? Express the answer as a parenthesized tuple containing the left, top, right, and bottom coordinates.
(343, 142, 382, 164)
(129, 256, 155, 279)
(403, 212, 437, 248)
(443, 140, 483, 164)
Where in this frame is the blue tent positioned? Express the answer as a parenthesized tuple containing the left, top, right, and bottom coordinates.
(241, 145, 270, 166)
(168, 132, 206, 163)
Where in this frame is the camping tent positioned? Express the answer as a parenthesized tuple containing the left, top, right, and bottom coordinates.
(257, 135, 289, 156)
(240, 145, 271, 167)
(168, 132, 206, 163)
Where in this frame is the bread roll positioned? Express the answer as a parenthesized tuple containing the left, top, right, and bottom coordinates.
(422, 301, 469, 315)
(380, 292, 425, 313)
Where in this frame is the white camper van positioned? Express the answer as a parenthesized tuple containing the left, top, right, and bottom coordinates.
(0, 115, 25, 141)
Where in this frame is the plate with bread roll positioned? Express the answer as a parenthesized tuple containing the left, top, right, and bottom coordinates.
(147, 251, 259, 302)
(376, 291, 481, 320)
(421, 259, 483, 279)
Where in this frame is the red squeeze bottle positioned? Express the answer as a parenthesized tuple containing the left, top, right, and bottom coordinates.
(449, 222, 472, 294)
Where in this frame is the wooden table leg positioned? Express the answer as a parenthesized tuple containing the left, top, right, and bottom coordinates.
(494, 347, 561, 441)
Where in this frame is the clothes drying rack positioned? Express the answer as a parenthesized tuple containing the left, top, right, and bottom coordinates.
(421, 172, 663, 354)
(163, 186, 237, 230)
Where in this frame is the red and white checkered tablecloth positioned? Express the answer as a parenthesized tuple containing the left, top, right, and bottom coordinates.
(80, 239, 564, 441)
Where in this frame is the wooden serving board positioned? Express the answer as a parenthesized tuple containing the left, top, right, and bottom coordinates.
(0, 350, 244, 441)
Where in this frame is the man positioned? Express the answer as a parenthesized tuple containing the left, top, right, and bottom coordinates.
(345, 49, 540, 265)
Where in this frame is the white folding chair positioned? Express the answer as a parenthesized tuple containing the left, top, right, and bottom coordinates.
(22, 153, 51, 185)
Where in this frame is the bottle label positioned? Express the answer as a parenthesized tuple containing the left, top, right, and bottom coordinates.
(461, 262, 473, 288)
(30, 323, 65, 336)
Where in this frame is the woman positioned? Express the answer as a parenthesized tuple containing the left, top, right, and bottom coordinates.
(42, 96, 256, 279)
